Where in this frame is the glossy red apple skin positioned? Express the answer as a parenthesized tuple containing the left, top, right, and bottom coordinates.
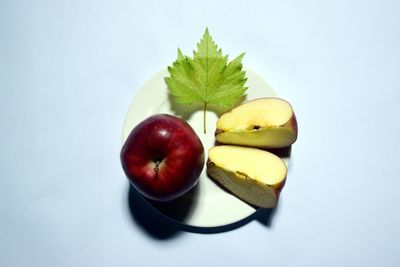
(121, 114, 205, 201)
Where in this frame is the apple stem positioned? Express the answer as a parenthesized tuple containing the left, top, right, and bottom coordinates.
(154, 161, 160, 173)
(203, 102, 207, 134)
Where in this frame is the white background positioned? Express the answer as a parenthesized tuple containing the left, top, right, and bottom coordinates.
(1, 0, 400, 266)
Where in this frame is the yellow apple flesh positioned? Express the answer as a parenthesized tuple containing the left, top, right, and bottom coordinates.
(207, 145, 287, 208)
(215, 97, 298, 148)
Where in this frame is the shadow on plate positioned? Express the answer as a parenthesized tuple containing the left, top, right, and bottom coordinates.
(265, 146, 292, 158)
(127, 184, 277, 239)
(179, 205, 277, 234)
(213, 142, 292, 160)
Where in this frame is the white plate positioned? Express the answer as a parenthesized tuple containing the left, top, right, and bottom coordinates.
(122, 68, 287, 228)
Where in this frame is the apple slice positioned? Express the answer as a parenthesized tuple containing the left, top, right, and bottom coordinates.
(207, 145, 287, 208)
(215, 97, 298, 148)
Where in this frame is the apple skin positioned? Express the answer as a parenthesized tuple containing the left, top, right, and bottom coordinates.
(120, 114, 205, 201)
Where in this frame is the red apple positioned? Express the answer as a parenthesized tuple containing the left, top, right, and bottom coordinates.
(120, 114, 205, 201)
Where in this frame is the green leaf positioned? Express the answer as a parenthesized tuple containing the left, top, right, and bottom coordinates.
(165, 28, 247, 133)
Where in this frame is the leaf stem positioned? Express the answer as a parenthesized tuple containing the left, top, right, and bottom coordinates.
(203, 102, 207, 134)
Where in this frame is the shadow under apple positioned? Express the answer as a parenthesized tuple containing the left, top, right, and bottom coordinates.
(127, 180, 278, 237)
(127, 185, 184, 240)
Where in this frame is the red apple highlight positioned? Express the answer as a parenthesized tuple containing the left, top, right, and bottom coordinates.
(121, 114, 205, 201)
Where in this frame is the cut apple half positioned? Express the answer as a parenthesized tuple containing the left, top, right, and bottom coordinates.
(215, 97, 298, 148)
(207, 145, 287, 208)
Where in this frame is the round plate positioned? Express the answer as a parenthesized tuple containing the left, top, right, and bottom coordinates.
(122, 68, 287, 228)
